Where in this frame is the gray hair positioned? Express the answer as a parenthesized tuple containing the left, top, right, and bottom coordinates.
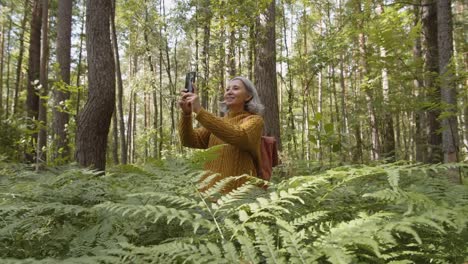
(220, 76, 265, 115)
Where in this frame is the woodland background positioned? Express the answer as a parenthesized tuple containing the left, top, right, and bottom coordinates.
(0, 0, 466, 172)
(0, 0, 467, 263)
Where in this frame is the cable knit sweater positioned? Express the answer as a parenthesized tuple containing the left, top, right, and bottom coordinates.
(178, 108, 264, 193)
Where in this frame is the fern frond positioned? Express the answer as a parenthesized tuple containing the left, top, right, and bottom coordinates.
(290, 211, 329, 229)
(127, 192, 198, 209)
(246, 223, 285, 264)
(94, 202, 216, 233)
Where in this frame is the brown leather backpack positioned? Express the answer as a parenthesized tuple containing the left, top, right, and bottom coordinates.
(256, 136, 279, 181)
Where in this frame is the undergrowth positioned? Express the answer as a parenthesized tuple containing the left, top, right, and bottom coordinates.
(0, 156, 467, 263)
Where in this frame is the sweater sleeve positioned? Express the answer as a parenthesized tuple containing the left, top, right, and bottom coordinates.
(195, 108, 264, 154)
(178, 113, 211, 149)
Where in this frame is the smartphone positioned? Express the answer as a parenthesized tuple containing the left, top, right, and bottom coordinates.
(184, 72, 196, 93)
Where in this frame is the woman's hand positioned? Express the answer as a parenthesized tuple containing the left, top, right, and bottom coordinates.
(179, 90, 192, 115)
(179, 84, 202, 114)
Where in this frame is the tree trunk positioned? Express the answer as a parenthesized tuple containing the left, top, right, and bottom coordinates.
(75, 0, 115, 171)
(132, 94, 137, 161)
(248, 24, 255, 82)
(0, 23, 4, 118)
(5, 15, 12, 117)
(112, 109, 119, 164)
(53, 0, 72, 162)
(376, 4, 395, 161)
(25, 0, 42, 162)
(158, 0, 164, 157)
(111, 0, 127, 164)
(317, 69, 323, 161)
(255, 0, 281, 150)
(422, 0, 442, 163)
(13, 0, 29, 115)
(75, 1, 85, 117)
(356, 0, 379, 160)
(339, 57, 350, 160)
(200, 0, 211, 110)
(36, 0, 49, 169)
(228, 29, 236, 78)
(282, 1, 297, 157)
(437, 0, 459, 166)
(127, 90, 133, 163)
(413, 5, 426, 162)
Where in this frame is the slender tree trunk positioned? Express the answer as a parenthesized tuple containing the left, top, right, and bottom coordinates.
(53, 0, 72, 162)
(214, 14, 226, 116)
(36, 0, 49, 169)
(127, 90, 133, 163)
(228, 28, 236, 78)
(25, 0, 42, 162)
(0, 23, 4, 118)
(356, 0, 380, 160)
(112, 109, 119, 164)
(5, 15, 12, 118)
(143, 0, 157, 159)
(14, 0, 29, 115)
(376, 4, 395, 161)
(339, 57, 350, 161)
(282, 2, 297, 157)
(158, 0, 164, 157)
(248, 24, 255, 82)
(132, 94, 137, 161)
(110, 0, 127, 164)
(352, 59, 363, 163)
(437, 0, 459, 166)
(75, 0, 116, 171)
(200, 0, 211, 110)
(413, 4, 426, 162)
(75, 1, 85, 117)
(255, 0, 281, 149)
(423, 0, 442, 163)
(317, 69, 323, 161)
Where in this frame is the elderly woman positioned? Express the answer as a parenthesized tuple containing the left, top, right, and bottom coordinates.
(178, 76, 264, 193)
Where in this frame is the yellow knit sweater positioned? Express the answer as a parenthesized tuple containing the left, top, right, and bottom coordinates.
(178, 108, 264, 193)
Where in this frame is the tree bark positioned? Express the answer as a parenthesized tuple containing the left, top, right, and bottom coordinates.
(255, 0, 281, 150)
(228, 28, 236, 78)
(75, 1, 85, 117)
(25, 0, 42, 162)
(127, 90, 133, 163)
(111, 0, 127, 164)
(437, 0, 459, 165)
(200, 0, 211, 110)
(112, 109, 119, 164)
(53, 0, 72, 162)
(158, 0, 164, 157)
(36, 0, 49, 168)
(0, 23, 4, 118)
(13, 0, 29, 115)
(422, 0, 442, 163)
(75, 0, 115, 171)
(5, 14, 12, 117)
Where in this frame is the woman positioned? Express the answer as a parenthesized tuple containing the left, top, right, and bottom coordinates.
(178, 76, 264, 194)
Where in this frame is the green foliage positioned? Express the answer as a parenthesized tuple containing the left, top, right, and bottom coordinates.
(0, 119, 25, 161)
(0, 160, 467, 263)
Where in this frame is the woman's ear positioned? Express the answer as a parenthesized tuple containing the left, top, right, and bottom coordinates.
(246, 96, 253, 102)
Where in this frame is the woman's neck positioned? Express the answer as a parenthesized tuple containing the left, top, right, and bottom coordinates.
(228, 105, 244, 114)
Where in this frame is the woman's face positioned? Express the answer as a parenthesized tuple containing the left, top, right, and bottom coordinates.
(224, 80, 252, 110)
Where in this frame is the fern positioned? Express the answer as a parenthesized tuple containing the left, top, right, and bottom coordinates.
(0, 160, 467, 263)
